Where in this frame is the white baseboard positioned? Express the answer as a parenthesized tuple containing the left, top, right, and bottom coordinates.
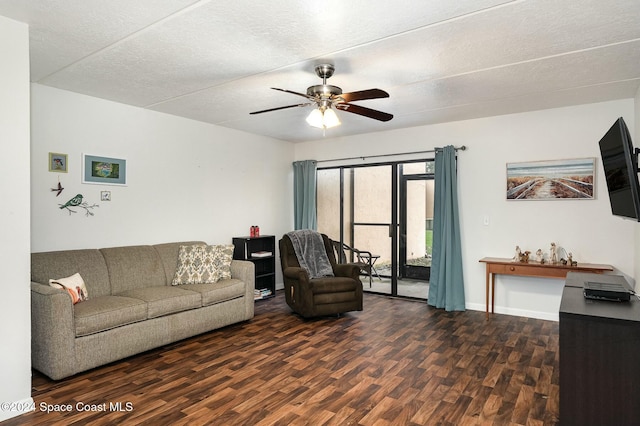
(0, 397, 35, 422)
(269, 288, 560, 321)
(465, 302, 559, 321)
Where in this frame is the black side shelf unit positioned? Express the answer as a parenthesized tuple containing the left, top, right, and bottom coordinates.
(232, 235, 276, 301)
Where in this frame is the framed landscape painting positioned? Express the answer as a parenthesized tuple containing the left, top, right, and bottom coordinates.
(506, 158, 595, 200)
(82, 154, 127, 185)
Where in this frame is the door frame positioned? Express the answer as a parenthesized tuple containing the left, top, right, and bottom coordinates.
(317, 159, 432, 297)
(399, 170, 434, 281)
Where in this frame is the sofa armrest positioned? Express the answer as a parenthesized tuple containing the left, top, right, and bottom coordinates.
(31, 281, 77, 380)
(230, 260, 254, 287)
(230, 260, 255, 319)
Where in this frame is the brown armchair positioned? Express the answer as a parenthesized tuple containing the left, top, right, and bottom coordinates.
(279, 233, 363, 318)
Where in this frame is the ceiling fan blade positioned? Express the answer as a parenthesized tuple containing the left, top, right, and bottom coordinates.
(336, 103, 393, 122)
(339, 89, 389, 103)
(271, 87, 315, 100)
(250, 102, 312, 115)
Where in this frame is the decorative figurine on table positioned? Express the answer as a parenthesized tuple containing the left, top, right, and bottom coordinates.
(518, 250, 531, 263)
(550, 242, 558, 264)
(535, 249, 544, 263)
(568, 252, 577, 267)
(512, 245, 522, 262)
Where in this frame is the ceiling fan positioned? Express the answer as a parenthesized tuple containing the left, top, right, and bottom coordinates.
(250, 64, 393, 129)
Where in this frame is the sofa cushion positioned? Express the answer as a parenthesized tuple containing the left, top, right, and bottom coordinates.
(171, 244, 234, 285)
(100, 245, 167, 293)
(74, 295, 147, 337)
(118, 286, 201, 318)
(49, 272, 89, 304)
(178, 278, 246, 306)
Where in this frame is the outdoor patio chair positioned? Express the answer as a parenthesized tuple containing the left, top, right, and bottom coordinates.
(331, 240, 381, 287)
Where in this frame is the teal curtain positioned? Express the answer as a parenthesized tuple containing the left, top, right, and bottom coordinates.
(428, 145, 465, 311)
(293, 160, 317, 230)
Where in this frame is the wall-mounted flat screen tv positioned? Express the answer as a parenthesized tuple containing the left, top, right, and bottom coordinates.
(598, 117, 640, 221)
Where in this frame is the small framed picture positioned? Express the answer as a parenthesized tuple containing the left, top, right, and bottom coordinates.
(101, 191, 111, 201)
(82, 154, 127, 186)
(49, 153, 68, 173)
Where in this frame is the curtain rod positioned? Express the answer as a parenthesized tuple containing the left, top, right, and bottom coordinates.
(314, 145, 466, 164)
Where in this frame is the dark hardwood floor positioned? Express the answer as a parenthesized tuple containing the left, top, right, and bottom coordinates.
(3, 292, 559, 425)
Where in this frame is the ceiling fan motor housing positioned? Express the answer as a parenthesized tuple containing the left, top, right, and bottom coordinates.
(310, 64, 342, 104)
(306, 84, 342, 99)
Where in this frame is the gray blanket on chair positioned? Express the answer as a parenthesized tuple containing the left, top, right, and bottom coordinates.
(287, 230, 335, 279)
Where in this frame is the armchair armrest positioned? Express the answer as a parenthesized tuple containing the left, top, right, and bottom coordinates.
(333, 263, 362, 281)
(283, 266, 310, 283)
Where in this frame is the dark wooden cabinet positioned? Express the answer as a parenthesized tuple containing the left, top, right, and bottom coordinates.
(560, 272, 640, 426)
(232, 235, 276, 301)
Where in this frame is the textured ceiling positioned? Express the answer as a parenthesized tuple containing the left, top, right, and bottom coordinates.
(1, 0, 639, 142)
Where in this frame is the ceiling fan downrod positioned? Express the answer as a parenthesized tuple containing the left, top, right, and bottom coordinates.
(315, 64, 335, 83)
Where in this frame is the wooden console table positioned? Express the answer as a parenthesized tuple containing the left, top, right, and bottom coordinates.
(479, 257, 613, 317)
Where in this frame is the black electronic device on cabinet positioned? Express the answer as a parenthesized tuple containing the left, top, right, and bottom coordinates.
(598, 117, 640, 221)
(232, 235, 276, 301)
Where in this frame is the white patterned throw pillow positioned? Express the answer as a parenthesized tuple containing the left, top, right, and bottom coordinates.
(49, 272, 89, 304)
(172, 244, 234, 285)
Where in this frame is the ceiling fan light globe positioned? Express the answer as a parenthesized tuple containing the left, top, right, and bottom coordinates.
(323, 108, 341, 128)
(306, 108, 325, 128)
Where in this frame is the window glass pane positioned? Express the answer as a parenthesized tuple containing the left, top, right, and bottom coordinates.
(403, 162, 426, 175)
(353, 166, 391, 223)
(402, 161, 434, 175)
(317, 169, 340, 240)
(426, 160, 435, 174)
(405, 179, 435, 266)
(343, 170, 352, 243)
(354, 224, 391, 277)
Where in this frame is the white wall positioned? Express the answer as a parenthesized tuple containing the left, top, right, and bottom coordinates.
(31, 84, 294, 283)
(296, 99, 636, 320)
(0, 15, 33, 422)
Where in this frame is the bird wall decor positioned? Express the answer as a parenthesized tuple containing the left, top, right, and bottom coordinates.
(58, 193, 99, 216)
(50, 178, 64, 196)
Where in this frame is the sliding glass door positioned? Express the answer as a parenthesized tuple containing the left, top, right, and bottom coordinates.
(352, 165, 394, 294)
(317, 159, 434, 300)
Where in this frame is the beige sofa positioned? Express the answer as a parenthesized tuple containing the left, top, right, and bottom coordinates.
(30, 241, 255, 380)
